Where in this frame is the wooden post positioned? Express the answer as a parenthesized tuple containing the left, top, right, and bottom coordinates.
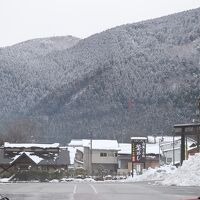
(180, 128, 185, 165)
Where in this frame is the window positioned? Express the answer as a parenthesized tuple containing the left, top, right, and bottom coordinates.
(100, 152, 107, 157)
(108, 152, 118, 157)
(166, 157, 172, 163)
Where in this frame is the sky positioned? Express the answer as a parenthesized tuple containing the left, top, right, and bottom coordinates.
(0, 0, 200, 47)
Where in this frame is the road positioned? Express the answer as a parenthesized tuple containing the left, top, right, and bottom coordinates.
(0, 182, 199, 200)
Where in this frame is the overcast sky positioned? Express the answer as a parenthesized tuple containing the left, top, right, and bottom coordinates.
(1, 0, 200, 47)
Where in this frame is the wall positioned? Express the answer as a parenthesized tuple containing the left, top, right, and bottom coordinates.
(92, 149, 118, 164)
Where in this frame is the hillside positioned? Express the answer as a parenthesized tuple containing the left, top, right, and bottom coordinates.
(1, 8, 200, 143)
(0, 35, 80, 115)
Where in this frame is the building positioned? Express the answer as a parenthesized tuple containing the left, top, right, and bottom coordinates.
(117, 143, 132, 176)
(0, 142, 70, 177)
(118, 138, 161, 175)
(145, 138, 161, 168)
(68, 139, 119, 176)
(159, 136, 196, 165)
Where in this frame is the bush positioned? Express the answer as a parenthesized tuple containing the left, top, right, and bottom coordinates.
(11, 170, 65, 182)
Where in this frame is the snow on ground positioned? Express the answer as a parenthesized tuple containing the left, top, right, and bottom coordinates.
(1, 153, 200, 186)
(123, 153, 200, 186)
(0, 178, 11, 183)
(161, 153, 200, 186)
(123, 165, 176, 183)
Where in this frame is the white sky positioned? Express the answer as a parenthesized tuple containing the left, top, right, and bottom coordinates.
(0, 0, 200, 47)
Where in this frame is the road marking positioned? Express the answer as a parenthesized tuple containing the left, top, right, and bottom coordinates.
(90, 184, 98, 194)
(73, 184, 77, 194)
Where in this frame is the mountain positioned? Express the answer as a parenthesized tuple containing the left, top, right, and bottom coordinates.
(1, 8, 200, 143)
(0, 35, 80, 115)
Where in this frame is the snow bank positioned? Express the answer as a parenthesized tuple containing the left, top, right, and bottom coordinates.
(0, 178, 10, 183)
(123, 153, 200, 186)
(0, 175, 14, 183)
(124, 165, 176, 182)
(161, 153, 200, 186)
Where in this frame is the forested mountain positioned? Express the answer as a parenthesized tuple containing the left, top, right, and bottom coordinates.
(1, 8, 200, 143)
(0, 36, 80, 115)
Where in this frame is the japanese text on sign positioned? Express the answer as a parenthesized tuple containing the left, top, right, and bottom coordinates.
(131, 140, 146, 163)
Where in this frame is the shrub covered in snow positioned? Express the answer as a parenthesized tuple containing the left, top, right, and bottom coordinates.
(11, 170, 65, 182)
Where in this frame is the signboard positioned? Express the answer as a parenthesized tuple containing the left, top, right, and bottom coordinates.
(131, 139, 146, 163)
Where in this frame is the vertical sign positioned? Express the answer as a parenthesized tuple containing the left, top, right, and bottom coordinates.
(131, 140, 146, 163)
(131, 142, 136, 162)
(131, 138, 146, 177)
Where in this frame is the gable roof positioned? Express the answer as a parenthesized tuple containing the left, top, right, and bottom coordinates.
(0, 148, 70, 166)
(11, 152, 41, 165)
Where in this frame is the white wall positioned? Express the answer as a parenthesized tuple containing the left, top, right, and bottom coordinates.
(92, 149, 118, 164)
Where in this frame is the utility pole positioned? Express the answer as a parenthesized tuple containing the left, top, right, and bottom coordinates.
(172, 134, 175, 165)
(196, 97, 200, 153)
(90, 133, 93, 177)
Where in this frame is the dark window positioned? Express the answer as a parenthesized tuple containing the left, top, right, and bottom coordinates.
(100, 152, 107, 157)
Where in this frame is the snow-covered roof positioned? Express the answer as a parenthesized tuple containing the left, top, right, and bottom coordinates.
(146, 143, 160, 154)
(25, 152, 44, 164)
(68, 140, 84, 147)
(159, 136, 180, 143)
(118, 143, 131, 154)
(131, 137, 147, 140)
(91, 140, 119, 150)
(11, 152, 43, 164)
(68, 139, 119, 150)
(4, 142, 60, 148)
(147, 136, 181, 144)
(160, 137, 195, 147)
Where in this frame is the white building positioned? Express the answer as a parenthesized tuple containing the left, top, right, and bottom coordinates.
(68, 139, 119, 175)
(158, 136, 196, 165)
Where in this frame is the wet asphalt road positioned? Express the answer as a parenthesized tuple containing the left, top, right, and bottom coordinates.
(0, 182, 199, 200)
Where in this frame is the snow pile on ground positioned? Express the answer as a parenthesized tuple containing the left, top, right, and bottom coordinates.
(0, 175, 14, 183)
(0, 178, 11, 183)
(161, 153, 200, 186)
(60, 177, 96, 183)
(124, 165, 176, 182)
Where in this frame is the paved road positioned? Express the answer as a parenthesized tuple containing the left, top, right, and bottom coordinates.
(0, 182, 199, 200)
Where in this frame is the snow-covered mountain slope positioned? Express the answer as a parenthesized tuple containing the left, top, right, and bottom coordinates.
(1, 8, 200, 143)
(0, 35, 80, 115)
